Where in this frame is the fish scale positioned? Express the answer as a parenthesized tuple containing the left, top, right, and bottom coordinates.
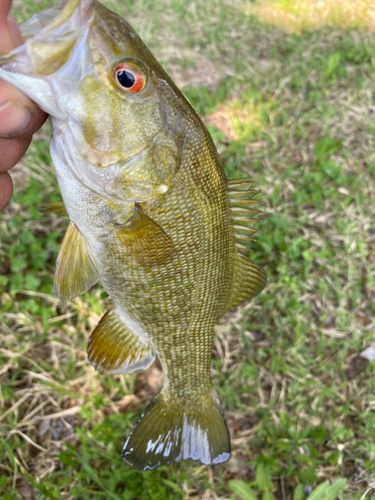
(0, 0, 266, 470)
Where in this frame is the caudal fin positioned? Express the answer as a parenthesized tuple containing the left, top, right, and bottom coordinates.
(122, 390, 230, 470)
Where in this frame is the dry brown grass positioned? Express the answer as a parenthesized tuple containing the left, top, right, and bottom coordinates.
(245, 0, 375, 33)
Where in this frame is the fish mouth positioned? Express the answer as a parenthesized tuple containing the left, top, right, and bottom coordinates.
(0, 0, 95, 118)
(20, 0, 94, 42)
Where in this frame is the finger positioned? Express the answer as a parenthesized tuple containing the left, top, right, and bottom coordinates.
(0, 82, 47, 137)
(0, 135, 31, 172)
(0, 2, 47, 138)
(7, 11, 23, 46)
(0, 0, 14, 52)
(0, 171, 13, 210)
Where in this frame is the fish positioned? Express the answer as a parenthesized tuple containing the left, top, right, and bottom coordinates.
(0, 0, 266, 470)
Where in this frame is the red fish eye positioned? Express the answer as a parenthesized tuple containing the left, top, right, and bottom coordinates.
(113, 62, 146, 93)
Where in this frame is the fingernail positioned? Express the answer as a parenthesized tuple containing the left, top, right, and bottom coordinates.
(0, 101, 30, 137)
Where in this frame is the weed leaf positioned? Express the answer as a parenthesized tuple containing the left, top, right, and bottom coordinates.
(308, 479, 347, 500)
(314, 138, 341, 161)
(293, 484, 305, 500)
(322, 53, 341, 79)
(228, 480, 257, 500)
(262, 490, 276, 500)
(255, 463, 273, 492)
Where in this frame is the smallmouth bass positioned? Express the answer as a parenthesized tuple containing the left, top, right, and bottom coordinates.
(0, 0, 266, 470)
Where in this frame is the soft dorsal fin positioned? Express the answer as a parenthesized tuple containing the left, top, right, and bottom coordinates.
(39, 201, 68, 216)
(54, 221, 100, 303)
(87, 306, 155, 374)
(116, 204, 176, 267)
(226, 254, 266, 311)
(226, 178, 266, 310)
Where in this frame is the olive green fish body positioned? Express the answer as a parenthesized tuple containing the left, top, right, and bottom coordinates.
(0, 0, 266, 470)
(101, 128, 233, 390)
(84, 112, 235, 468)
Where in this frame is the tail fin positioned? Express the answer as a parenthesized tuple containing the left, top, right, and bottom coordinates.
(122, 390, 230, 470)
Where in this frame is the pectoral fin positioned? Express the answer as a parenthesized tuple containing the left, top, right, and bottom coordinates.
(39, 201, 68, 216)
(54, 221, 100, 303)
(116, 204, 176, 267)
(88, 307, 155, 374)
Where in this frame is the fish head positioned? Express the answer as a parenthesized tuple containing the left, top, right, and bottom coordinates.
(0, 0, 187, 201)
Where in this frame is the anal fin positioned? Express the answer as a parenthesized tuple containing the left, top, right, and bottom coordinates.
(87, 307, 155, 374)
(54, 221, 99, 303)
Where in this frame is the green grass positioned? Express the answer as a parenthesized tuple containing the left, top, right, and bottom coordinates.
(1, 0, 375, 499)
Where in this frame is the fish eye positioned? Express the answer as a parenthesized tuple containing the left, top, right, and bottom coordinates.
(113, 60, 146, 93)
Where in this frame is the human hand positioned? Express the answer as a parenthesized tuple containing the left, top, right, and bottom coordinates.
(0, 0, 47, 210)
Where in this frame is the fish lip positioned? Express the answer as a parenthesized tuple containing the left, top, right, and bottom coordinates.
(117, 143, 150, 169)
(74, 135, 150, 169)
(57, 129, 166, 203)
(78, 123, 168, 169)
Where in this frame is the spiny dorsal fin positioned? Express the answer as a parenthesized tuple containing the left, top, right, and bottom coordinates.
(226, 254, 266, 311)
(38, 201, 68, 216)
(228, 178, 262, 251)
(54, 221, 100, 303)
(116, 204, 176, 267)
(227, 178, 266, 310)
(87, 307, 155, 374)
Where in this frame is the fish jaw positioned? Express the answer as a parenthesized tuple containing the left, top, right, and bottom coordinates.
(0, 0, 182, 202)
(0, 0, 95, 119)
